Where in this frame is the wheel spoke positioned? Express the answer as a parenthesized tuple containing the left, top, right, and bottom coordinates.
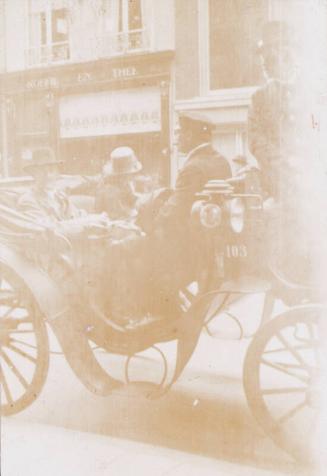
(277, 399, 308, 424)
(261, 358, 309, 384)
(0, 289, 18, 302)
(0, 349, 29, 389)
(307, 322, 320, 367)
(276, 331, 309, 370)
(11, 338, 37, 351)
(0, 270, 49, 416)
(262, 386, 306, 395)
(264, 344, 316, 355)
(1, 306, 17, 320)
(6, 343, 37, 363)
(0, 368, 14, 405)
(7, 329, 34, 334)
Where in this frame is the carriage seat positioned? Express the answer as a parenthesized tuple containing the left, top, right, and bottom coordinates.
(0, 202, 45, 235)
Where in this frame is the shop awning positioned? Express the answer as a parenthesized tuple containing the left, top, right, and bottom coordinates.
(178, 107, 248, 126)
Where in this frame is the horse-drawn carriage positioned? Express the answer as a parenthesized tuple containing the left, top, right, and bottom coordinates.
(0, 172, 323, 463)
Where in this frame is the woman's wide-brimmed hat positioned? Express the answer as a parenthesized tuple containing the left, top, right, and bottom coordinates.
(103, 147, 143, 177)
(23, 148, 62, 172)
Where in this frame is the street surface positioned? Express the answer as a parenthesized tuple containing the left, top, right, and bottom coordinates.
(1, 294, 318, 476)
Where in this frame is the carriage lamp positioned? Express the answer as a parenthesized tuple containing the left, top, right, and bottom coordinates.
(228, 197, 245, 233)
(200, 203, 222, 229)
(191, 200, 222, 228)
(199, 203, 222, 228)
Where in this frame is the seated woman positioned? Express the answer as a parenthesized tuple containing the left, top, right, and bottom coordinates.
(94, 146, 142, 221)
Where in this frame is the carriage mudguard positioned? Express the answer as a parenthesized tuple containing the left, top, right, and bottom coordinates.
(0, 242, 122, 395)
(0, 242, 67, 320)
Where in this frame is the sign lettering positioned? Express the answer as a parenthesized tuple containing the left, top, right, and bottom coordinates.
(26, 77, 59, 90)
(112, 67, 137, 79)
(77, 72, 92, 83)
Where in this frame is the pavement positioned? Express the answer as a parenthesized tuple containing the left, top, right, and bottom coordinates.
(0, 294, 320, 475)
(1, 419, 308, 476)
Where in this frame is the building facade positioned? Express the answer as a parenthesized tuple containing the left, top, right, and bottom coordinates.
(0, 0, 175, 182)
(1, 1, 326, 183)
(174, 0, 327, 176)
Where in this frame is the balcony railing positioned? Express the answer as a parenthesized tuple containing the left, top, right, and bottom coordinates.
(25, 41, 70, 68)
(93, 29, 150, 57)
(25, 29, 150, 68)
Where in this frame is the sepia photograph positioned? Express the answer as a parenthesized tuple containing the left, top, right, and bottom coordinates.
(1, 1, 327, 475)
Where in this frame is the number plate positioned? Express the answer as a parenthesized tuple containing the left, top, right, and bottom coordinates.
(225, 244, 248, 259)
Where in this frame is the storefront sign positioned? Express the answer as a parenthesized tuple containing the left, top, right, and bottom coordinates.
(26, 77, 59, 90)
(59, 87, 161, 138)
(112, 67, 137, 79)
(4, 51, 173, 97)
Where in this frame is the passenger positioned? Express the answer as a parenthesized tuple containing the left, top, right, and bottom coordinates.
(16, 147, 121, 395)
(18, 147, 81, 225)
(95, 146, 142, 221)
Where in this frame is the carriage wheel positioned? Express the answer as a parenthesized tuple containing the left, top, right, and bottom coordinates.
(0, 265, 49, 416)
(243, 305, 323, 462)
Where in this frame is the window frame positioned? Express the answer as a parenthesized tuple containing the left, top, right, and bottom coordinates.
(27, 2, 70, 67)
(117, 0, 143, 33)
(198, 0, 274, 99)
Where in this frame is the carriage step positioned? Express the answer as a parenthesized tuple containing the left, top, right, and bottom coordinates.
(219, 276, 271, 294)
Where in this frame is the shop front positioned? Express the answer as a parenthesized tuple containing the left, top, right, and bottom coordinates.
(1, 50, 173, 184)
(173, 95, 254, 182)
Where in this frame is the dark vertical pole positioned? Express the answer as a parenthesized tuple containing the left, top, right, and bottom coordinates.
(0, 96, 9, 176)
(45, 90, 57, 157)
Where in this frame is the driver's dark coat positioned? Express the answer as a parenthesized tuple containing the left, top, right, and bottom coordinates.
(248, 78, 324, 285)
(157, 143, 231, 226)
(248, 78, 319, 199)
(147, 144, 231, 313)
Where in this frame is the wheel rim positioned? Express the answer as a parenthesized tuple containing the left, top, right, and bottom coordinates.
(243, 306, 323, 461)
(0, 265, 49, 416)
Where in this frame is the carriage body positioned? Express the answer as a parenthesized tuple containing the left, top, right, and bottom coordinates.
(194, 175, 324, 463)
(0, 175, 324, 463)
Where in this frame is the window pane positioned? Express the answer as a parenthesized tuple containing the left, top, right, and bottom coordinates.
(118, 0, 123, 32)
(52, 9, 70, 61)
(52, 8, 68, 43)
(128, 0, 142, 30)
(40, 12, 47, 45)
(209, 0, 268, 89)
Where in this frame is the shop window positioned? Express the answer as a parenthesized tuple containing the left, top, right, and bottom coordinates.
(16, 96, 49, 136)
(208, 0, 268, 90)
(28, 5, 69, 66)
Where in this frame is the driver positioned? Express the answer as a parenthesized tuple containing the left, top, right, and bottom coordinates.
(248, 21, 324, 285)
(146, 117, 232, 320)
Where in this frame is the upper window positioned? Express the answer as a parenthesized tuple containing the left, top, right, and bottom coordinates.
(208, 0, 268, 90)
(28, 2, 69, 67)
(118, 0, 142, 32)
(101, 0, 145, 54)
